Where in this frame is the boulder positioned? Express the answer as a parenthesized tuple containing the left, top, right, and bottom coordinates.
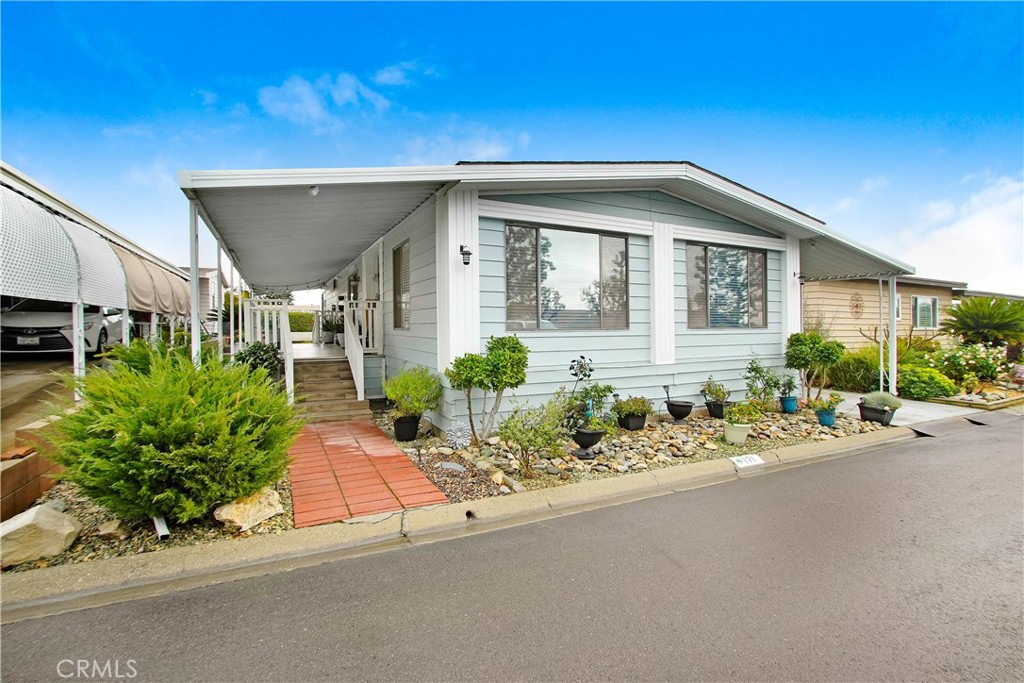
(96, 519, 129, 541)
(1, 505, 82, 568)
(214, 487, 284, 532)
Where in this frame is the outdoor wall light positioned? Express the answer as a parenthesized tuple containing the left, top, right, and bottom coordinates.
(459, 244, 472, 266)
(308, 185, 320, 197)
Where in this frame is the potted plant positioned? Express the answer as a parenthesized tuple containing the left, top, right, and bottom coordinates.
(700, 376, 733, 419)
(613, 395, 653, 431)
(321, 312, 344, 344)
(383, 366, 443, 441)
(662, 385, 694, 421)
(570, 414, 611, 459)
(722, 402, 762, 445)
(858, 391, 902, 426)
(779, 375, 799, 414)
(807, 391, 844, 427)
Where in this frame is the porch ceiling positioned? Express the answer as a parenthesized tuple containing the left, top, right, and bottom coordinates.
(186, 181, 445, 293)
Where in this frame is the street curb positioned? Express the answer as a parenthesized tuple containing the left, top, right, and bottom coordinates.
(0, 427, 915, 622)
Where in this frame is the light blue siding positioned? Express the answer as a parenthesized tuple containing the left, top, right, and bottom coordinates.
(363, 355, 385, 398)
(487, 190, 778, 238)
(382, 200, 438, 376)
(435, 193, 789, 433)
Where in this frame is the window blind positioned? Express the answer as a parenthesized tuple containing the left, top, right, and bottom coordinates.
(392, 241, 410, 330)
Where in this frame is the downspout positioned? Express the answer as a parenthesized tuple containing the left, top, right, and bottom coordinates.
(878, 278, 884, 392)
(888, 275, 898, 395)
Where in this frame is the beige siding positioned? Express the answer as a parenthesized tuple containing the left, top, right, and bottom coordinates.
(803, 280, 955, 348)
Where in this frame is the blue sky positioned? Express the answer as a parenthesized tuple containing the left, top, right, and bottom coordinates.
(3, 1, 1022, 296)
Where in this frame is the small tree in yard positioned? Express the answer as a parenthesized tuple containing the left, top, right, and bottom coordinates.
(445, 335, 529, 443)
(785, 332, 846, 400)
(498, 398, 569, 479)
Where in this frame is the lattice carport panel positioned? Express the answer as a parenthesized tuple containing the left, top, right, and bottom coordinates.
(55, 215, 127, 309)
(1, 187, 78, 302)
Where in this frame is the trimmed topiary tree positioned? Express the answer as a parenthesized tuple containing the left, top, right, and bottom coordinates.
(785, 332, 846, 400)
(445, 335, 529, 442)
(47, 343, 301, 524)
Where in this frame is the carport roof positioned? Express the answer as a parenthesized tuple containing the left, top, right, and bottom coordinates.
(179, 161, 913, 292)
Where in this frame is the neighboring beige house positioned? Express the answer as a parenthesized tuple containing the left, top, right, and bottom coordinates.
(802, 275, 966, 348)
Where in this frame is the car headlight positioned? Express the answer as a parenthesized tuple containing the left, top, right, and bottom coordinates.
(60, 323, 96, 332)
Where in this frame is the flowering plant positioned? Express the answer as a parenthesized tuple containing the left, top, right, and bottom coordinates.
(807, 391, 843, 412)
(925, 343, 1008, 382)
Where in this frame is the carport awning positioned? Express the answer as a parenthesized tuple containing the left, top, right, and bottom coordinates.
(54, 215, 128, 309)
(800, 233, 913, 281)
(1, 186, 80, 303)
(110, 244, 190, 316)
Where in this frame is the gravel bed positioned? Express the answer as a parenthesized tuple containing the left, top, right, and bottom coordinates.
(4, 473, 294, 573)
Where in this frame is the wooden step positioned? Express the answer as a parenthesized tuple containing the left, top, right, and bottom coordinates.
(296, 398, 371, 415)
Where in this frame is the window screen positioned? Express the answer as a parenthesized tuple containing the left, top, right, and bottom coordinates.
(686, 244, 767, 328)
(392, 241, 410, 330)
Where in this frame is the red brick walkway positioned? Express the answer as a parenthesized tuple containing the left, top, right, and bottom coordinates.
(288, 420, 448, 528)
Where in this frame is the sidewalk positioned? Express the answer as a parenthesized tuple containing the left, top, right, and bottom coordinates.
(831, 390, 985, 426)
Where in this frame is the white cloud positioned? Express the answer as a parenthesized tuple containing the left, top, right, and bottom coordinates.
(883, 175, 1024, 295)
(101, 124, 154, 139)
(397, 125, 529, 166)
(258, 76, 338, 131)
(195, 89, 218, 106)
(918, 200, 955, 226)
(835, 196, 858, 212)
(860, 175, 889, 193)
(321, 74, 389, 111)
(373, 60, 437, 86)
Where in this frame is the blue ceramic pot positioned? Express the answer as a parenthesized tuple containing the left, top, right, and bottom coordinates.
(815, 409, 837, 427)
(779, 396, 799, 414)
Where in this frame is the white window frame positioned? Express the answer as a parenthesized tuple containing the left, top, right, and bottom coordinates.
(686, 242, 768, 330)
(894, 295, 902, 321)
(911, 295, 939, 330)
(392, 241, 410, 331)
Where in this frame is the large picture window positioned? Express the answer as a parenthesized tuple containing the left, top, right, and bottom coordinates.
(505, 223, 628, 331)
(392, 241, 410, 330)
(686, 243, 766, 328)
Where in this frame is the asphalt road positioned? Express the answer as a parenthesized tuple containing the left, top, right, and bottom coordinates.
(2, 417, 1022, 682)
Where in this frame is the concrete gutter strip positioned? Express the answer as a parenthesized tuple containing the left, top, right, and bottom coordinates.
(0, 427, 915, 622)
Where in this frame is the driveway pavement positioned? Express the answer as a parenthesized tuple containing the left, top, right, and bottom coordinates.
(0, 355, 77, 450)
(2, 415, 1020, 682)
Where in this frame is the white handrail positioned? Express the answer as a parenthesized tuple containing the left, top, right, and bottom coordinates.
(344, 307, 365, 401)
(346, 300, 381, 353)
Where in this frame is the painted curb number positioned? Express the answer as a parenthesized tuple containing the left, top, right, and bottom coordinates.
(729, 454, 765, 469)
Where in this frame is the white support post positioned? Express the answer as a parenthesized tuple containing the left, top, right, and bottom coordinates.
(121, 309, 131, 345)
(151, 312, 160, 343)
(243, 299, 251, 345)
(888, 276, 899, 395)
(239, 286, 245, 347)
(189, 200, 202, 364)
(229, 269, 236, 357)
(282, 300, 295, 404)
(878, 279, 885, 392)
(216, 247, 223, 355)
(168, 316, 175, 347)
(72, 301, 85, 402)
(782, 234, 802, 350)
(650, 223, 676, 365)
(270, 307, 278, 346)
(435, 187, 481, 369)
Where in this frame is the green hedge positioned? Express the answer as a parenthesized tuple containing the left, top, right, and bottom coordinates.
(288, 311, 315, 333)
(897, 365, 958, 400)
(829, 347, 881, 393)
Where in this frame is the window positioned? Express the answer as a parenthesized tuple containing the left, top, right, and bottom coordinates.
(895, 295, 902, 321)
(505, 223, 628, 331)
(392, 241, 410, 330)
(912, 295, 938, 329)
(686, 244, 766, 328)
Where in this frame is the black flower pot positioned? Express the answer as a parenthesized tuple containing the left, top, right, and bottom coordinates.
(858, 403, 895, 426)
(616, 414, 647, 431)
(665, 400, 694, 421)
(393, 415, 421, 441)
(572, 428, 606, 451)
(705, 401, 734, 419)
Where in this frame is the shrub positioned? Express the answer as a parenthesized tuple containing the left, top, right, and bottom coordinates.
(829, 347, 881, 393)
(321, 312, 344, 334)
(700, 376, 730, 403)
(288, 311, 315, 333)
(498, 398, 570, 479)
(723, 402, 762, 425)
(807, 391, 844, 412)
(925, 343, 1009, 382)
(105, 338, 219, 374)
(862, 391, 902, 410)
(445, 335, 530, 442)
(779, 374, 798, 398)
(234, 341, 283, 375)
(47, 344, 300, 524)
(940, 296, 1024, 347)
(785, 332, 846, 400)
(612, 395, 654, 418)
(897, 366, 958, 400)
(743, 357, 782, 409)
(383, 366, 443, 417)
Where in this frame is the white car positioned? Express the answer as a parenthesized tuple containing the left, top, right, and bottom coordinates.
(1, 299, 123, 355)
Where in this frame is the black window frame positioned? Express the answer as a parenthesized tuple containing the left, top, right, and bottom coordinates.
(686, 242, 768, 329)
(504, 221, 630, 332)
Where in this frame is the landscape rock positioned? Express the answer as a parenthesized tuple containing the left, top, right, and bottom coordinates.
(437, 461, 467, 473)
(214, 487, 284, 532)
(438, 447, 455, 456)
(1, 505, 82, 567)
(43, 499, 68, 513)
(96, 519, 129, 541)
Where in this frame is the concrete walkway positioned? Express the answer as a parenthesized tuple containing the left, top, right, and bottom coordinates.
(831, 390, 984, 426)
(289, 420, 448, 528)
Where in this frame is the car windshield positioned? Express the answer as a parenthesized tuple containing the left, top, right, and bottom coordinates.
(7, 299, 101, 314)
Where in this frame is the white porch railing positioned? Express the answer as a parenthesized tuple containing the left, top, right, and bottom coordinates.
(242, 299, 295, 404)
(343, 306, 365, 401)
(346, 300, 382, 353)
